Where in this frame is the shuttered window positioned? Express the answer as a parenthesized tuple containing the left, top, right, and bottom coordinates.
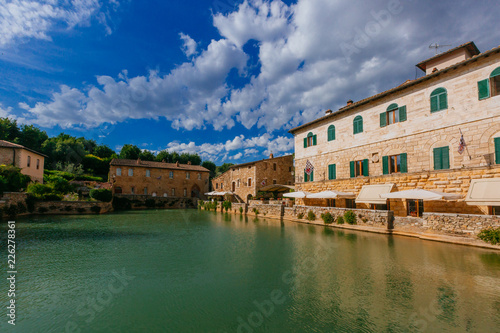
(350, 159, 368, 177)
(328, 164, 336, 180)
(383, 153, 407, 174)
(304, 171, 314, 182)
(327, 125, 335, 141)
(380, 104, 407, 127)
(491, 67, 500, 97)
(495, 137, 500, 165)
(353, 116, 363, 134)
(430, 88, 448, 112)
(478, 79, 490, 100)
(433, 146, 450, 170)
(304, 132, 317, 148)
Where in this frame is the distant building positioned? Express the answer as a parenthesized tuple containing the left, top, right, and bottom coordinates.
(0, 140, 46, 183)
(289, 41, 500, 216)
(109, 159, 210, 198)
(212, 154, 294, 202)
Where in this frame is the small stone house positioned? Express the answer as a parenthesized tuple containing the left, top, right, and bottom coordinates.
(0, 140, 46, 183)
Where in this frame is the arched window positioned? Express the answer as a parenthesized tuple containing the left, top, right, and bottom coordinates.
(380, 103, 407, 127)
(353, 116, 363, 134)
(128, 168, 133, 176)
(430, 88, 448, 112)
(146, 169, 150, 177)
(478, 67, 500, 100)
(327, 125, 336, 141)
(491, 67, 500, 97)
(304, 132, 317, 147)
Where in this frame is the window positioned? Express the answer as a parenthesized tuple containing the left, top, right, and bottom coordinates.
(353, 116, 363, 134)
(273, 163, 277, 171)
(273, 179, 277, 184)
(163, 193, 168, 197)
(304, 171, 314, 182)
(221, 183, 223, 190)
(169, 171, 174, 179)
(327, 199, 336, 207)
(144, 187, 148, 195)
(36, 159, 40, 170)
(114, 187, 122, 194)
(490, 206, 500, 216)
(433, 146, 450, 170)
(407, 199, 424, 217)
(289, 167, 292, 172)
(237, 179, 240, 187)
(216, 183, 219, 189)
(248, 178, 252, 187)
(371, 203, 389, 211)
(303, 132, 317, 148)
(478, 67, 500, 100)
(128, 168, 133, 176)
(328, 164, 336, 180)
(350, 159, 369, 178)
(146, 170, 151, 177)
(327, 125, 336, 141)
(131, 186, 135, 194)
(380, 103, 407, 127)
(183, 188, 187, 197)
(186, 172, 190, 179)
(382, 153, 407, 174)
(27, 156, 31, 167)
(346, 199, 356, 209)
(172, 188, 175, 196)
(495, 137, 500, 165)
(198, 173, 201, 180)
(116, 168, 122, 176)
(430, 88, 448, 112)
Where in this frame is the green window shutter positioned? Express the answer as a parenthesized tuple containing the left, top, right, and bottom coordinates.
(363, 159, 369, 177)
(313, 135, 317, 146)
(491, 67, 500, 78)
(382, 156, 389, 175)
(304, 171, 308, 182)
(478, 79, 490, 100)
(303, 138, 307, 148)
(328, 164, 336, 180)
(399, 106, 407, 122)
(359, 119, 363, 133)
(328, 126, 335, 141)
(430, 95, 438, 112)
(433, 148, 441, 170)
(495, 137, 500, 164)
(350, 161, 355, 178)
(310, 171, 314, 182)
(353, 121, 357, 134)
(400, 153, 408, 173)
(380, 113, 387, 127)
(442, 147, 450, 169)
(332, 164, 336, 180)
(328, 164, 333, 179)
(439, 93, 448, 110)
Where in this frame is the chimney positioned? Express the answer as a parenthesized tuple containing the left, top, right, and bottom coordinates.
(187, 161, 192, 165)
(162, 159, 165, 163)
(347, 100, 353, 106)
(325, 109, 332, 115)
(269, 153, 274, 159)
(136, 158, 141, 165)
(176, 161, 179, 167)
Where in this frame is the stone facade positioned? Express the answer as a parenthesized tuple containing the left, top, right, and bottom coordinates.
(109, 159, 210, 199)
(290, 42, 500, 217)
(0, 140, 46, 183)
(34, 201, 113, 215)
(211, 154, 294, 202)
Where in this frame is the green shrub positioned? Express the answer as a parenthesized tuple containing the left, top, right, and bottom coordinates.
(253, 208, 259, 215)
(307, 211, 316, 221)
(321, 212, 334, 224)
(38, 207, 48, 214)
(25, 195, 36, 213)
(77, 207, 86, 213)
(222, 200, 232, 212)
(44, 175, 73, 193)
(337, 216, 344, 224)
(17, 202, 27, 214)
(90, 205, 101, 214)
(74, 174, 104, 182)
(478, 228, 500, 245)
(5, 205, 18, 217)
(0, 165, 31, 192)
(297, 212, 304, 219)
(89, 189, 112, 202)
(113, 197, 131, 211)
(239, 206, 243, 214)
(344, 211, 357, 225)
(0, 175, 7, 196)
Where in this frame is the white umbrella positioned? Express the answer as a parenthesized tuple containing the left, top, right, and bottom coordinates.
(380, 189, 461, 201)
(308, 190, 355, 199)
(205, 191, 217, 196)
(283, 191, 311, 199)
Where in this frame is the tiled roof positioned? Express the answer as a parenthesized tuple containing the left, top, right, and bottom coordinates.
(0, 140, 48, 157)
(110, 158, 209, 172)
(289, 43, 500, 134)
(416, 41, 480, 71)
(212, 155, 293, 180)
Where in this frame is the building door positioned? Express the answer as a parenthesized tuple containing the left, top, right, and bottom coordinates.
(232, 182, 236, 192)
(191, 184, 201, 198)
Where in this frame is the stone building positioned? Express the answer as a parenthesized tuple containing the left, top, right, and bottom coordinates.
(289, 41, 500, 217)
(0, 140, 46, 183)
(109, 159, 210, 198)
(211, 154, 294, 202)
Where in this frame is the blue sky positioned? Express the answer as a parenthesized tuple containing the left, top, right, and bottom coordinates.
(1, 0, 500, 164)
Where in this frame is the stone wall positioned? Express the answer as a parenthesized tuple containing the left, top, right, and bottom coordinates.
(114, 194, 198, 210)
(394, 213, 500, 236)
(283, 206, 393, 229)
(247, 204, 283, 218)
(230, 203, 247, 214)
(33, 201, 113, 215)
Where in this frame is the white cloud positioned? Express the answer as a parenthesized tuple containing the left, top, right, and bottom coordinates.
(179, 33, 198, 57)
(0, 0, 120, 47)
(230, 152, 243, 160)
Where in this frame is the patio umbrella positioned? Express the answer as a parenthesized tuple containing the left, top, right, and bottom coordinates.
(380, 189, 461, 201)
(205, 191, 217, 196)
(307, 190, 356, 199)
(283, 191, 311, 199)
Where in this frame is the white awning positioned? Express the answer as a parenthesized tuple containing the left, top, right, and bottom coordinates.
(380, 189, 461, 201)
(283, 191, 311, 198)
(206, 191, 234, 196)
(308, 190, 356, 199)
(465, 179, 500, 206)
(356, 184, 394, 204)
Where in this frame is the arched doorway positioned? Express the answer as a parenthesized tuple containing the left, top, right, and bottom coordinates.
(114, 186, 122, 194)
(247, 194, 252, 203)
(191, 184, 201, 198)
(232, 182, 236, 192)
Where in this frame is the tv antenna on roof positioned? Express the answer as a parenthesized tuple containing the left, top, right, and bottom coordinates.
(429, 43, 452, 55)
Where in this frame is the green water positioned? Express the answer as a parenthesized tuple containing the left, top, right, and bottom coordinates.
(1, 210, 500, 333)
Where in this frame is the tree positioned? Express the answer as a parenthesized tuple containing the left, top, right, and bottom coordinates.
(93, 145, 116, 159)
(139, 150, 156, 161)
(0, 118, 20, 142)
(18, 124, 48, 151)
(201, 161, 216, 178)
(82, 154, 110, 176)
(119, 144, 141, 159)
(216, 163, 234, 176)
(41, 134, 87, 168)
(156, 150, 171, 162)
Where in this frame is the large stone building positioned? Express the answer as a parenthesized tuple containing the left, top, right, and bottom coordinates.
(289, 42, 500, 217)
(212, 154, 294, 202)
(109, 159, 210, 198)
(0, 140, 46, 183)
